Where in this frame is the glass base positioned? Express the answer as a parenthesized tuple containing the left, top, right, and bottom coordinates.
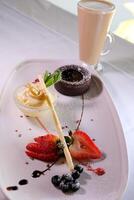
(82, 62, 103, 72)
(94, 63, 103, 72)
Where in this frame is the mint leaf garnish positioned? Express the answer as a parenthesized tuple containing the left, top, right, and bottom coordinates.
(44, 71, 49, 82)
(44, 70, 61, 87)
(53, 70, 62, 83)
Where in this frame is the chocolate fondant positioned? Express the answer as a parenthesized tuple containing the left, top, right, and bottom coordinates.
(54, 65, 91, 96)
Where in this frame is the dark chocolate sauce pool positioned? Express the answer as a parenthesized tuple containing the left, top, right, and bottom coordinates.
(6, 186, 18, 191)
(62, 69, 83, 82)
(18, 179, 28, 185)
(6, 179, 28, 191)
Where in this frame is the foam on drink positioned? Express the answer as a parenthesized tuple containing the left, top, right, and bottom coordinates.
(79, 0, 114, 11)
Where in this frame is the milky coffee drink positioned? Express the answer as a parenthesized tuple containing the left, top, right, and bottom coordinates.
(78, 0, 115, 65)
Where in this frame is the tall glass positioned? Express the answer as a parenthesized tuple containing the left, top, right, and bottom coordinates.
(78, 0, 116, 71)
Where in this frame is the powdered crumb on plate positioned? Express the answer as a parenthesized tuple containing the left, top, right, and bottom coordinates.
(18, 134, 22, 137)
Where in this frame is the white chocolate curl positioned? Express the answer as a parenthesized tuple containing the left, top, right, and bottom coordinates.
(38, 75, 74, 171)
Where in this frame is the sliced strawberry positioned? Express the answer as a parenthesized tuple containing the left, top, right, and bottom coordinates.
(25, 151, 59, 162)
(26, 143, 52, 154)
(34, 134, 58, 144)
(26, 142, 57, 154)
(26, 134, 60, 162)
(34, 134, 59, 152)
(69, 130, 102, 161)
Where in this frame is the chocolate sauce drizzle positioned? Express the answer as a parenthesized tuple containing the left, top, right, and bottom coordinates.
(76, 95, 84, 130)
(32, 160, 57, 178)
(6, 161, 56, 191)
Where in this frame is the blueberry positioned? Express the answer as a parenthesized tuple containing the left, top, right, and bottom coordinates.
(71, 170, 80, 180)
(59, 182, 70, 193)
(70, 180, 80, 192)
(61, 174, 73, 183)
(74, 165, 83, 173)
(51, 175, 61, 187)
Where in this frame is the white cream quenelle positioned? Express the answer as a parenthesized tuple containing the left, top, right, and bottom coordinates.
(17, 83, 47, 108)
(15, 82, 56, 117)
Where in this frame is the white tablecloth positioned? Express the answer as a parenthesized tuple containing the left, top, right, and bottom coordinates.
(0, 2, 134, 200)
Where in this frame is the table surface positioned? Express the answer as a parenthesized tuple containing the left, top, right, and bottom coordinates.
(0, 1, 134, 200)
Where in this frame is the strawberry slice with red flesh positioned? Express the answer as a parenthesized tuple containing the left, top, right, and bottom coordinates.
(34, 134, 58, 144)
(25, 151, 58, 162)
(26, 143, 55, 154)
(69, 130, 102, 161)
(25, 134, 60, 162)
(34, 134, 58, 153)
